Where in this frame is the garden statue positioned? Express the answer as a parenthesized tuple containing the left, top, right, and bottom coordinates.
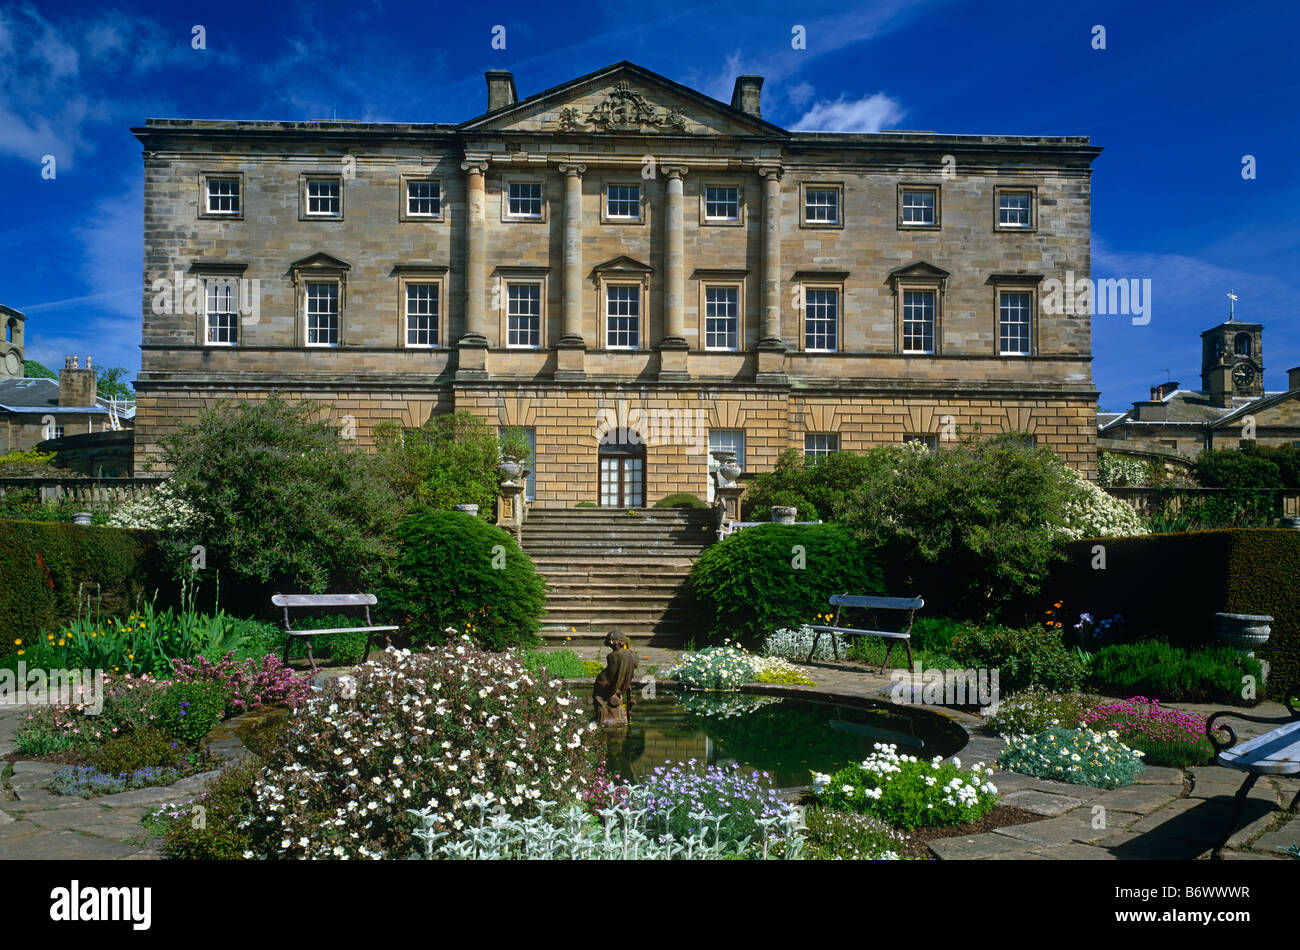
(592, 630, 638, 728)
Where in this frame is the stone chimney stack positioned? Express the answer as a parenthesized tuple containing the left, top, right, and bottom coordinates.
(730, 75, 763, 117)
(1289, 366, 1300, 392)
(485, 70, 517, 112)
(58, 354, 97, 407)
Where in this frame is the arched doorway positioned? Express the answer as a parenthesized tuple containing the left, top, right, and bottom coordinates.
(598, 442, 645, 508)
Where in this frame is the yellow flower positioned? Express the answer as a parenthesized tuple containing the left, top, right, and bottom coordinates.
(16, 650, 24, 656)
(58, 641, 65, 647)
(13, 638, 20, 645)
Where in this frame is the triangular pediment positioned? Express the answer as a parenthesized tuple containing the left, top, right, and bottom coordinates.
(888, 261, 951, 282)
(461, 62, 786, 138)
(592, 255, 653, 275)
(289, 252, 351, 272)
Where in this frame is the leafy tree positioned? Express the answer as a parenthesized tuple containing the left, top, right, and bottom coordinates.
(95, 366, 134, 400)
(840, 435, 1076, 619)
(23, 359, 56, 379)
(158, 394, 401, 591)
(1192, 444, 1282, 489)
(372, 410, 501, 516)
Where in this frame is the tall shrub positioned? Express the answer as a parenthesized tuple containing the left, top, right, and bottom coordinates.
(688, 523, 884, 642)
(379, 509, 546, 649)
(157, 394, 401, 592)
(372, 410, 501, 516)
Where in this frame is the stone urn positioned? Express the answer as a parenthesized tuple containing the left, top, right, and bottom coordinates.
(452, 503, 480, 516)
(718, 458, 743, 486)
(1215, 612, 1272, 657)
(498, 458, 523, 483)
(770, 505, 797, 524)
(72, 511, 93, 526)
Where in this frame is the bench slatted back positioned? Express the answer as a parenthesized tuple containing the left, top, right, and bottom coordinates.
(830, 594, 924, 611)
(272, 594, 377, 608)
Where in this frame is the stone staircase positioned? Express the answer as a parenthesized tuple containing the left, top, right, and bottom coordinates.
(522, 507, 715, 646)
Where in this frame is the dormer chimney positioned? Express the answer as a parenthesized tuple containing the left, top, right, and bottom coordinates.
(58, 354, 97, 408)
(485, 70, 517, 112)
(730, 75, 763, 117)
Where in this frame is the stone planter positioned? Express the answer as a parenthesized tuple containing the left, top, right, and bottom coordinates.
(1214, 612, 1272, 657)
(770, 505, 797, 524)
(718, 460, 742, 484)
(452, 504, 480, 516)
(498, 458, 522, 482)
(72, 512, 92, 526)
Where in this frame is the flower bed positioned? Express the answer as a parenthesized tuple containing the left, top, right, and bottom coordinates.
(240, 641, 599, 859)
(998, 726, 1145, 788)
(664, 643, 815, 690)
(811, 745, 999, 830)
(1079, 696, 1214, 768)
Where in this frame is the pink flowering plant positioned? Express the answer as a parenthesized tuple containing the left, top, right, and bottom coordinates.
(241, 640, 600, 859)
(1079, 696, 1216, 768)
(14, 673, 170, 756)
(170, 652, 311, 716)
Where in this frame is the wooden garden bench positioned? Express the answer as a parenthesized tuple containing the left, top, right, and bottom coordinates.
(806, 593, 923, 673)
(1205, 683, 1300, 857)
(272, 593, 399, 673)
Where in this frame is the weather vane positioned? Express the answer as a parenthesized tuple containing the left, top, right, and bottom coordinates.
(1227, 290, 1238, 320)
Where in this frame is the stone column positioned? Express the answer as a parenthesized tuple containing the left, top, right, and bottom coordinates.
(658, 164, 689, 382)
(558, 163, 586, 343)
(756, 165, 787, 383)
(457, 157, 490, 379)
(555, 162, 588, 381)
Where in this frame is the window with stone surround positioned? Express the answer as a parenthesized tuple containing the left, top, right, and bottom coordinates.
(606, 183, 642, 220)
(406, 180, 441, 217)
(204, 278, 239, 345)
(999, 290, 1033, 355)
(801, 183, 842, 227)
(303, 177, 342, 217)
(902, 290, 936, 354)
(803, 287, 839, 352)
(898, 185, 939, 228)
(506, 282, 542, 349)
(204, 177, 241, 216)
(703, 185, 740, 222)
(305, 281, 340, 346)
(404, 281, 440, 347)
(995, 187, 1035, 230)
(903, 432, 938, 450)
(507, 181, 543, 218)
(605, 284, 641, 349)
(704, 285, 740, 350)
(804, 433, 839, 458)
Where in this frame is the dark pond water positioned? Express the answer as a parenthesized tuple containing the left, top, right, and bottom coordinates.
(599, 691, 968, 788)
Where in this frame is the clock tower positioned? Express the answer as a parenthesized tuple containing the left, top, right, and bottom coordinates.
(0, 305, 25, 381)
(1201, 300, 1263, 407)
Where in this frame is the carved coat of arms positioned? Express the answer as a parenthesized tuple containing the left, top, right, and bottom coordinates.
(559, 82, 688, 133)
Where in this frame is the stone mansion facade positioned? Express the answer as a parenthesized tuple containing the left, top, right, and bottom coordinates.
(132, 61, 1101, 506)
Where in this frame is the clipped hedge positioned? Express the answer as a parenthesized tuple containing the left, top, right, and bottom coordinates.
(378, 508, 546, 649)
(688, 523, 884, 642)
(0, 519, 165, 639)
(1051, 529, 1300, 695)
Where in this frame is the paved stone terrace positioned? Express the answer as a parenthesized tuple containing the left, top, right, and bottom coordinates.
(1, 650, 1295, 861)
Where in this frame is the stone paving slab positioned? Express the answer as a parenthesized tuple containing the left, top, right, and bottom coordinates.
(1094, 784, 1185, 815)
(1133, 766, 1184, 786)
(1034, 842, 1121, 860)
(991, 810, 1114, 847)
(927, 831, 1038, 860)
(1249, 821, 1300, 852)
(0, 827, 143, 860)
(1000, 789, 1085, 816)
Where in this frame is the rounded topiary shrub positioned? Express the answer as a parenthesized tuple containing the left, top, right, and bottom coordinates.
(243, 644, 599, 859)
(653, 492, 708, 509)
(380, 509, 546, 649)
(688, 523, 883, 642)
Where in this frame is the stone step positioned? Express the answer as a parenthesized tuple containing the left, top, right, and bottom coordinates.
(524, 528, 713, 541)
(539, 621, 692, 646)
(543, 594, 694, 611)
(530, 557, 699, 570)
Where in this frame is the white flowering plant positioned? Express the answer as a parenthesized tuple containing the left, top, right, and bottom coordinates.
(107, 480, 204, 535)
(1059, 466, 1148, 540)
(762, 624, 844, 663)
(997, 726, 1145, 789)
(810, 743, 999, 830)
(984, 687, 1099, 739)
(240, 641, 600, 859)
(665, 642, 814, 690)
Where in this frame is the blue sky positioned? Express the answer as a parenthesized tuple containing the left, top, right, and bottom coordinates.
(1, 0, 1296, 410)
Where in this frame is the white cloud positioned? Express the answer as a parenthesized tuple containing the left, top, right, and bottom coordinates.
(790, 93, 905, 133)
(787, 81, 815, 108)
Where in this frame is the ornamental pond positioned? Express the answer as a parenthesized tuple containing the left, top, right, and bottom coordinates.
(601, 691, 968, 789)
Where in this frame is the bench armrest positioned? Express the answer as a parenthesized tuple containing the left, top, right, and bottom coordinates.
(1206, 681, 1300, 754)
